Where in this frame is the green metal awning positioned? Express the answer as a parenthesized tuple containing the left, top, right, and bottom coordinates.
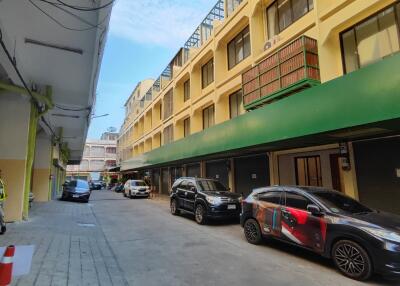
(122, 53, 400, 171)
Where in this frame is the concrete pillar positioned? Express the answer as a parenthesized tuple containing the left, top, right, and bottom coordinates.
(0, 92, 32, 221)
(32, 132, 52, 202)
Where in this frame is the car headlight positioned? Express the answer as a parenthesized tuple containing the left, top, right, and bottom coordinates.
(360, 227, 400, 243)
(206, 196, 222, 205)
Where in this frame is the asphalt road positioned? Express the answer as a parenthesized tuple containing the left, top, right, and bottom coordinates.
(91, 190, 395, 286)
(1, 190, 397, 286)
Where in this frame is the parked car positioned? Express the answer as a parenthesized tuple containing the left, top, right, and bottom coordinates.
(170, 177, 242, 224)
(90, 180, 102, 190)
(61, 180, 91, 203)
(240, 186, 400, 281)
(123, 180, 150, 198)
(113, 183, 124, 193)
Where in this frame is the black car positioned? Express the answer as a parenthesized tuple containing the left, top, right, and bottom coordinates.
(61, 180, 91, 203)
(90, 180, 102, 190)
(170, 177, 242, 224)
(240, 186, 400, 281)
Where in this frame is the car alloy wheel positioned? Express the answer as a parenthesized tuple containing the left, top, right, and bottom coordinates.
(170, 199, 179, 215)
(332, 240, 372, 280)
(195, 204, 206, 224)
(244, 219, 262, 245)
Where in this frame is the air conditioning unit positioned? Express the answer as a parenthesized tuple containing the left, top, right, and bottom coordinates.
(264, 35, 281, 51)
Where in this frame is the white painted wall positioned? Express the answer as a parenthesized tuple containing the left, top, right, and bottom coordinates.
(0, 92, 30, 160)
(278, 149, 339, 187)
(33, 132, 52, 169)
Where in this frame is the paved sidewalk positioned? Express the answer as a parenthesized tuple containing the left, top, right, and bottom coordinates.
(0, 195, 128, 286)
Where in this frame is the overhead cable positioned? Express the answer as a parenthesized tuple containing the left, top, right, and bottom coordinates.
(55, 0, 114, 11)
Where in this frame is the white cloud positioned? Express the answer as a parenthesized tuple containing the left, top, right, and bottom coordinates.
(110, 0, 218, 49)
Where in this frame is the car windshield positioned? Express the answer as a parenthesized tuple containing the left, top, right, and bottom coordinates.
(197, 180, 227, 192)
(313, 191, 372, 214)
(131, 181, 146, 186)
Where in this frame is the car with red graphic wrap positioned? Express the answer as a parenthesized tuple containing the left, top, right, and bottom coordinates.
(240, 186, 400, 281)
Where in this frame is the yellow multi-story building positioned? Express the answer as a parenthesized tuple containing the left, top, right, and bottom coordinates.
(118, 0, 400, 214)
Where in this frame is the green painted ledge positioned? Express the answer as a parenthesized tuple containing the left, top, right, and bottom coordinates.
(122, 54, 400, 171)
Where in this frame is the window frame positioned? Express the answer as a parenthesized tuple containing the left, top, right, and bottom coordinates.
(183, 117, 190, 138)
(266, 0, 314, 39)
(227, 26, 251, 70)
(229, 90, 244, 119)
(257, 190, 283, 205)
(283, 191, 313, 211)
(340, 2, 400, 74)
(201, 58, 214, 89)
(183, 79, 190, 102)
(163, 124, 174, 145)
(202, 104, 215, 130)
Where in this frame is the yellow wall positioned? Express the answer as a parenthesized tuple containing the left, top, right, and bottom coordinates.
(118, 0, 398, 199)
(0, 159, 26, 222)
(32, 168, 51, 202)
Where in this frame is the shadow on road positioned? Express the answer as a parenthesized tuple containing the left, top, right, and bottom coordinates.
(257, 237, 398, 285)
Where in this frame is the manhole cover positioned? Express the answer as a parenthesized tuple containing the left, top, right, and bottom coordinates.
(77, 223, 96, 227)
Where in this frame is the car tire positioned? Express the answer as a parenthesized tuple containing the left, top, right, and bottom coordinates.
(195, 204, 207, 225)
(332, 239, 372, 281)
(170, 199, 180, 215)
(244, 218, 262, 245)
(0, 225, 6, 235)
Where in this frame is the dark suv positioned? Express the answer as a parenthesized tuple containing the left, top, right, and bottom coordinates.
(241, 186, 400, 281)
(170, 177, 242, 224)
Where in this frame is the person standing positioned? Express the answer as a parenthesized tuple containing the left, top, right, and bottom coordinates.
(0, 170, 7, 234)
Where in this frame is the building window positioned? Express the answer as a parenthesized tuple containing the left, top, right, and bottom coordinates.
(90, 160, 105, 171)
(106, 147, 116, 154)
(295, 156, 322, 187)
(163, 124, 174, 145)
(201, 58, 214, 88)
(228, 26, 251, 70)
(227, 0, 243, 16)
(183, 117, 190, 137)
(341, 3, 400, 73)
(267, 0, 314, 38)
(90, 146, 105, 157)
(106, 160, 116, 167)
(229, 90, 244, 119)
(163, 89, 173, 119)
(184, 79, 190, 102)
(203, 104, 215, 130)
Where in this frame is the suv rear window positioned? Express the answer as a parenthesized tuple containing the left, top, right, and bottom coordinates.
(197, 180, 227, 192)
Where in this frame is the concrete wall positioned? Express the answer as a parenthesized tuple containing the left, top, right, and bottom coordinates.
(0, 92, 31, 221)
(277, 148, 339, 188)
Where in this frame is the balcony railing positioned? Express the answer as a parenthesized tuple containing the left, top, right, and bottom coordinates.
(242, 36, 321, 110)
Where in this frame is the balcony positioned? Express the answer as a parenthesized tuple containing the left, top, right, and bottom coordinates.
(242, 36, 321, 110)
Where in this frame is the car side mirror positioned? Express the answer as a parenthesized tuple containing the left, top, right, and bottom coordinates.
(307, 204, 322, 216)
(62, 183, 68, 187)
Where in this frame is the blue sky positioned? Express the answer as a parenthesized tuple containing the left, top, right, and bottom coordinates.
(88, 0, 216, 138)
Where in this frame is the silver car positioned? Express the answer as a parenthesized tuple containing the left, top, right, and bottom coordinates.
(123, 180, 150, 198)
